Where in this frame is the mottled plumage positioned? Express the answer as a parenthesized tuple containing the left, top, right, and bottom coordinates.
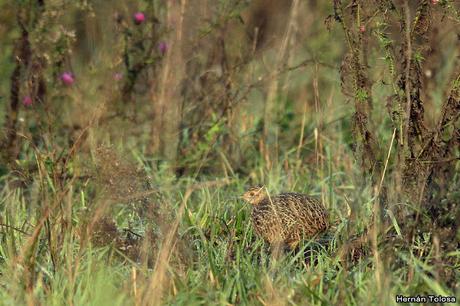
(242, 186, 329, 249)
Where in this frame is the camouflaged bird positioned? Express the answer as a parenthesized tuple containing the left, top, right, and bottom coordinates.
(242, 186, 329, 249)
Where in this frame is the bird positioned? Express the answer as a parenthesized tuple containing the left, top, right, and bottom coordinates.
(242, 186, 329, 250)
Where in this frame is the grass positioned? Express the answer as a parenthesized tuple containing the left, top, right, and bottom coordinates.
(0, 147, 458, 305)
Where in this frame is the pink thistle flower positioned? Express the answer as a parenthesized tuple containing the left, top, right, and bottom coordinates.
(359, 25, 366, 33)
(22, 96, 33, 106)
(60, 72, 75, 86)
(158, 42, 167, 55)
(133, 12, 146, 25)
(431, 0, 439, 4)
(114, 72, 123, 81)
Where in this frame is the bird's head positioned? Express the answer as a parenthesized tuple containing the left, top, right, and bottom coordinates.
(241, 185, 267, 205)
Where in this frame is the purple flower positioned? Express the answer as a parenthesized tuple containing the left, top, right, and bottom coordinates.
(114, 72, 123, 81)
(60, 72, 75, 86)
(23, 96, 33, 106)
(158, 42, 167, 55)
(133, 12, 146, 25)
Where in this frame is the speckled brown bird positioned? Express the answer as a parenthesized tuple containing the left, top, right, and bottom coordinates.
(242, 186, 329, 249)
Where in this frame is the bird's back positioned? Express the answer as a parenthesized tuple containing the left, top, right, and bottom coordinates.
(251, 192, 329, 248)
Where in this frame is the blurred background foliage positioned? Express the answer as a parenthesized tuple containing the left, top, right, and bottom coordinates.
(0, 0, 346, 176)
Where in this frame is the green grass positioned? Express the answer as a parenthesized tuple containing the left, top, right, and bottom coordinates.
(0, 154, 458, 305)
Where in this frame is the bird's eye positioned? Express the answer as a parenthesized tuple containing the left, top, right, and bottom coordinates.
(249, 192, 255, 196)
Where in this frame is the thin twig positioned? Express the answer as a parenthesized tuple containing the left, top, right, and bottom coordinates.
(403, 0, 412, 148)
(0, 223, 31, 236)
(377, 128, 397, 196)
